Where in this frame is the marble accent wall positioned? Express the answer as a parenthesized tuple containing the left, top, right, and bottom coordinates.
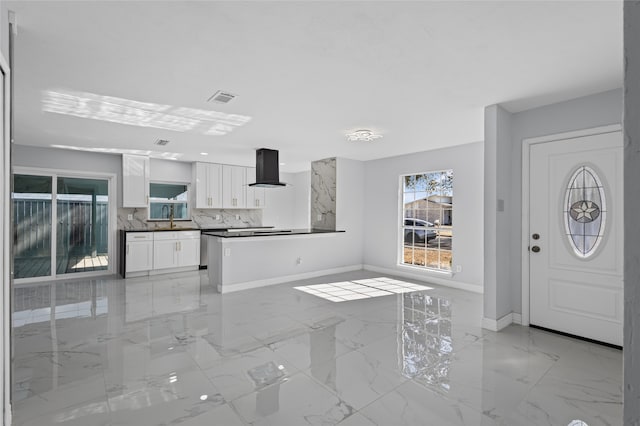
(624, 2, 640, 424)
(117, 208, 262, 230)
(310, 158, 336, 231)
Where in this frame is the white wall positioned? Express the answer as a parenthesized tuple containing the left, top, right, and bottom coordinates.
(261, 172, 296, 228)
(13, 144, 122, 204)
(484, 105, 514, 322)
(262, 171, 311, 229)
(291, 171, 310, 229)
(216, 233, 360, 287)
(363, 142, 484, 290)
(337, 158, 364, 265)
(624, 2, 640, 423)
(0, 1, 9, 61)
(501, 88, 623, 316)
(150, 158, 191, 183)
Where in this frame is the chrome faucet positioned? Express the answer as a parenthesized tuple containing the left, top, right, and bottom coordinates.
(169, 204, 176, 229)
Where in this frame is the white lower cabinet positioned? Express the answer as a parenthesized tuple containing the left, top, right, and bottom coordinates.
(126, 233, 153, 273)
(177, 237, 200, 267)
(153, 239, 179, 270)
(124, 230, 200, 276)
(153, 231, 201, 270)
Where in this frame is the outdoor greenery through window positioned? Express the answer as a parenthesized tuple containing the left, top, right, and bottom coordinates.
(401, 170, 453, 271)
(149, 183, 189, 220)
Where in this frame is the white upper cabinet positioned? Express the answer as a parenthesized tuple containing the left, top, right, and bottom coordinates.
(193, 162, 222, 209)
(222, 165, 246, 208)
(246, 167, 265, 209)
(122, 154, 150, 207)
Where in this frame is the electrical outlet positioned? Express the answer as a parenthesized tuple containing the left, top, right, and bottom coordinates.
(215, 215, 221, 220)
(127, 214, 133, 220)
(224, 248, 231, 257)
(235, 214, 240, 220)
(317, 213, 322, 221)
(456, 265, 463, 273)
(296, 257, 302, 265)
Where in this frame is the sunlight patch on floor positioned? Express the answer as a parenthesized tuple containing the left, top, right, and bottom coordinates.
(294, 277, 432, 302)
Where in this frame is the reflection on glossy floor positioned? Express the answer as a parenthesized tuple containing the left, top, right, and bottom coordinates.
(11, 270, 622, 426)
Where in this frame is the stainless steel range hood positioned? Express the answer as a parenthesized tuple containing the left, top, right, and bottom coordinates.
(249, 148, 287, 187)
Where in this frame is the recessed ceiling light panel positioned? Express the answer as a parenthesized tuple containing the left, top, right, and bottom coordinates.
(207, 90, 237, 104)
(346, 129, 383, 142)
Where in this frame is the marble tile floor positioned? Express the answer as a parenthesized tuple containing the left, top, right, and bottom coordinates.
(11, 270, 622, 426)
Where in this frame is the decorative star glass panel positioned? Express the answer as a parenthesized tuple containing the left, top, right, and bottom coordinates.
(563, 166, 606, 258)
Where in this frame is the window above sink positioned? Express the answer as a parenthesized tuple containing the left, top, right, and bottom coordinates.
(149, 182, 190, 220)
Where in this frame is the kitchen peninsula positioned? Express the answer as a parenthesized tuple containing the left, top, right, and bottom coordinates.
(204, 229, 348, 293)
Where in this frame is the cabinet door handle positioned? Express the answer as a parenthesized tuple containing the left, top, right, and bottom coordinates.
(179, 241, 181, 251)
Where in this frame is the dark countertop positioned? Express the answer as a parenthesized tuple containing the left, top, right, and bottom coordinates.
(202, 228, 345, 238)
(121, 226, 274, 233)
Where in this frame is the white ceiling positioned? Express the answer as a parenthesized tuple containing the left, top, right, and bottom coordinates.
(7, 1, 622, 172)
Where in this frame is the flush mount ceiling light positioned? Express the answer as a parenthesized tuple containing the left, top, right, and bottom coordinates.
(346, 129, 383, 142)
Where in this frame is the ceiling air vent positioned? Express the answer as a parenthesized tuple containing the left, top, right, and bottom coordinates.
(155, 139, 170, 146)
(207, 90, 236, 104)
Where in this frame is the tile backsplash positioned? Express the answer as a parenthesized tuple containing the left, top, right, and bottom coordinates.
(310, 157, 336, 231)
(118, 208, 262, 230)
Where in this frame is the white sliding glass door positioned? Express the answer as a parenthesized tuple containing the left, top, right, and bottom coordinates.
(12, 171, 114, 281)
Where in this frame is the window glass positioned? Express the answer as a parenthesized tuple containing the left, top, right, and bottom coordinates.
(400, 170, 453, 271)
(149, 183, 189, 220)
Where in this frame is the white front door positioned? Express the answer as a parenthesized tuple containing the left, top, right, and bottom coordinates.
(529, 130, 623, 346)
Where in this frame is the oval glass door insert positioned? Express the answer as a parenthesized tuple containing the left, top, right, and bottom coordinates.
(563, 165, 606, 258)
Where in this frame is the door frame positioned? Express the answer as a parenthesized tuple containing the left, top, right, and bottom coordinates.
(12, 166, 117, 283)
(0, 45, 10, 426)
(520, 124, 622, 326)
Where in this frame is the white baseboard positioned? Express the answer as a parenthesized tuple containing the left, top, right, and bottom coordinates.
(482, 313, 516, 331)
(124, 265, 199, 278)
(512, 313, 522, 325)
(363, 264, 483, 294)
(219, 264, 364, 294)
